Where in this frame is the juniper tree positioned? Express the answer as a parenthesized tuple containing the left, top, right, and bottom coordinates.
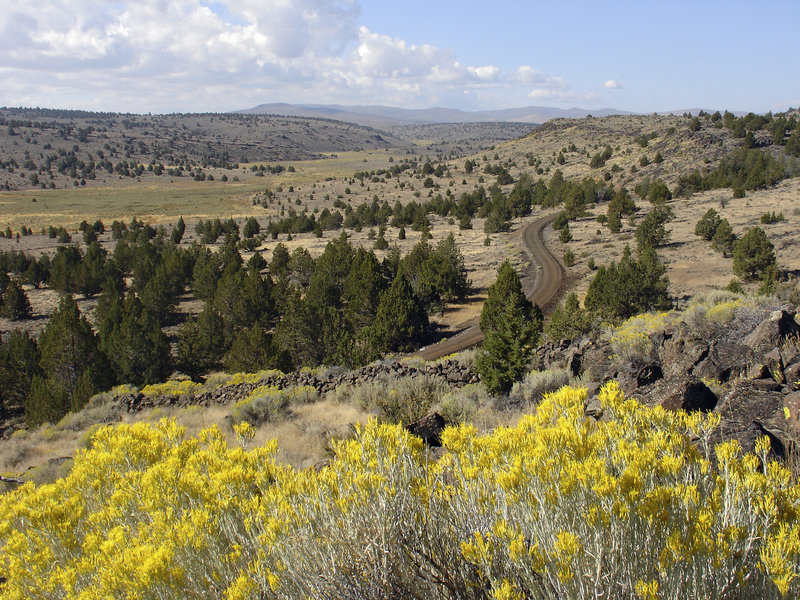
(733, 226, 776, 280)
(0, 280, 31, 320)
(372, 273, 428, 353)
(36, 295, 108, 420)
(0, 330, 41, 418)
(476, 261, 542, 395)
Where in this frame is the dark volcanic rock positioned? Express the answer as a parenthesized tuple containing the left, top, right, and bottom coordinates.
(405, 413, 446, 447)
(658, 377, 718, 413)
(742, 310, 800, 355)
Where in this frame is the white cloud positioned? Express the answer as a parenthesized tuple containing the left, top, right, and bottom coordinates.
(516, 66, 567, 89)
(600, 79, 621, 89)
(0, 1, 582, 112)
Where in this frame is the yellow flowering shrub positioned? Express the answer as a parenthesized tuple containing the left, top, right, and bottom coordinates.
(1, 383, 799, 599)
(140, 379, 202, 398)
(608, 311, 675, 362)
(224, 370, 284, 387)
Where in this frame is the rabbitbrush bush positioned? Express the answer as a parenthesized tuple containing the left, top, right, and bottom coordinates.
(2, 382, 800, 599)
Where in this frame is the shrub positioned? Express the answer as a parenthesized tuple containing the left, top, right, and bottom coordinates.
(562, 248, 575, 267)
(3, 385, 800, 599)
(733, 226, 776, 280)
(229, 385, 289, 426)
(509, 368, 571, 404)
(695, 208, 722, 240)
(761, 211, 786, 224)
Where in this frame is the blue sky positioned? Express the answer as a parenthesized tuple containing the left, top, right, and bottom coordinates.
(0, 0, 797, 114)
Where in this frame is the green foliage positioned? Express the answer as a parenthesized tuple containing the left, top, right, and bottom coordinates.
(732, 226, 776, 281)
(33, 295, 107, 425)
(723, 279, 744, 295)
(695, 208, 723, 240)
(589, 145, 612, 168)
(176, 306, 226, 380)
(711, 218, 737, 257)
(224, 325, 290, 378)
(104, 296, 172, 387)
(546, 292, 591, 341)
(0, 330, 41, 416)
(242, 216, 260, 239)
(760, 211, 786, 224)
(170, 216, 185, 244)
(0, 279, 31, 320)
(677, 148, 786, 196)
(559, 224, 573, 243)
(563, 248, 575, 267)
(477, 262, 542, 395)
(585, 245, 671, 321)
(634, 206, 672, 249)
(371, 274, 429, 353)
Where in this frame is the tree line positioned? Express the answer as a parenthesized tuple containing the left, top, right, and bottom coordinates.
(0, 219, 471, 427)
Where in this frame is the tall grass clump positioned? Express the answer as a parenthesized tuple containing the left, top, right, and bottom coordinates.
(2, 383, 800, 599)
(510, 368, 572, 405)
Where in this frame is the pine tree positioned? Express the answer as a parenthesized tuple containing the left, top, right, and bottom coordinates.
(224, 324, 286, 374)
(695, 209, 722, 240)
(476, 261, 542, 395)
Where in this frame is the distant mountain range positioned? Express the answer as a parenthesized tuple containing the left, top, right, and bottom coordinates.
(237, 103, 632, 126)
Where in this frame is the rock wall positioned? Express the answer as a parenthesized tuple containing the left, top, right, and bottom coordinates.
(116, 359, 479, 414)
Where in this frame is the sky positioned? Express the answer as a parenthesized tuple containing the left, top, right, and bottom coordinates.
(0, 0, 797, 115)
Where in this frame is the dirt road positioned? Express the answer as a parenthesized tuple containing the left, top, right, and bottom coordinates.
(410, 212, 563, 360)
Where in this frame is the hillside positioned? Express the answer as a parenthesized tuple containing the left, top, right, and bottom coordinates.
(0, 108, 410, 192)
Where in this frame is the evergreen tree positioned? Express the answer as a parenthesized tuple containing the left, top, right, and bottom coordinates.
(243, 216, 261, 239)
(342, 248, 386, 331)
(105, 296, 171, 386)
(37, 295, 107, 418)
(0, 280, 32, 320)
(79, 242, 108, 297)
(224, 324, 288, 374)
(49, 245, 83, 294)
(476, 262, 542, 395)
(176, 306, 226, 380)
(635, 206, 672, 249)
(372, 274, 428, 353)
(584, 245, 671, 321)
(25, 376, 69, 427)
(711, 218, 737, 257)
(270, 243, 291, 278)
(695, 209, 722, 240)
(171, 216, 186, 244)
(545, 292, 591, 341)
(191, 248, 221, 301)
(0, 330, 41, 418)
(733, 226, 776, 280)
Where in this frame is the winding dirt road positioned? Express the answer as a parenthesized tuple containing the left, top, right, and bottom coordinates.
(410, 212, 563, 360)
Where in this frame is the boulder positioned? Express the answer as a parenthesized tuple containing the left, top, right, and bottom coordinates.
(660, 338, 708, 378)
(715, 381, 785, 431)
(405, 413, 446, 447)
(782, 391, 800, 435)
(742, 310, 800, 355)
(659, 377, 718, 413)
(785, 362, 800, 391)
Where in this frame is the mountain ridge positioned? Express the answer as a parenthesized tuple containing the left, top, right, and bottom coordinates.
(237, 103, 631, 126)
